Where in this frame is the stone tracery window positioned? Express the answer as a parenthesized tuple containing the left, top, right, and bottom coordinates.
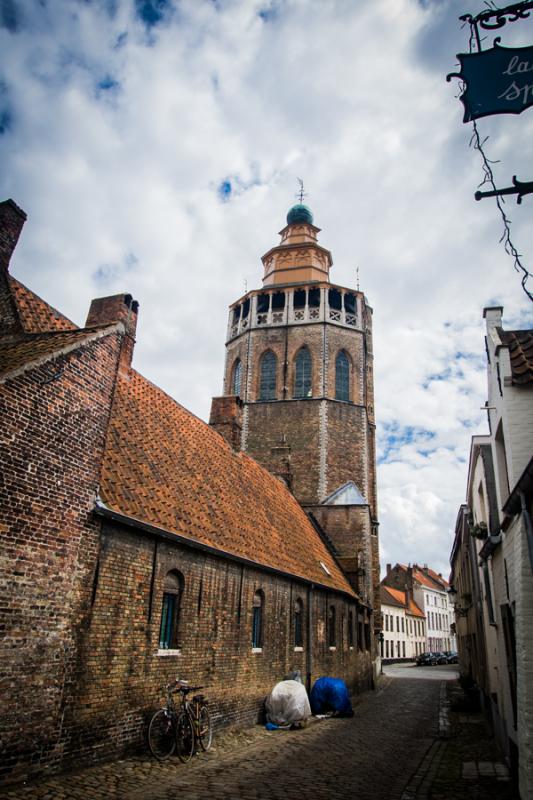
(259, 351, 277, 400)
(335, 351, 350, 402)
(231, 358, 242, 396)
(294, 347, 312, 398)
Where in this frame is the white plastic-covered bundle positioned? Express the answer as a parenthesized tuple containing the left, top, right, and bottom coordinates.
(265, 679, 312, 726)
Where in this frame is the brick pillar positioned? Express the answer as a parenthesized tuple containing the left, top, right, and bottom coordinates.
(209, 396, 243, 450)
(86, 293, 138, 372)
(0, 199, 26, 337)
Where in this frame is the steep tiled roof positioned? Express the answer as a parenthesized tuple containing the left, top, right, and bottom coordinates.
(100, 370, 356, 596)
(499, 329, 533, 386)
(9, 276, 77, 333)
(380, 585, 405, 608)
(407, 598, 425, 618)
(0, 327, 114, 379)
(395, 563, 447, 592)
(380, 584, 425, 617)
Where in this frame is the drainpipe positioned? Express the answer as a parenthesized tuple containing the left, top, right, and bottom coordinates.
(307, 583, 314, 696)
(521, 491, 533, 573)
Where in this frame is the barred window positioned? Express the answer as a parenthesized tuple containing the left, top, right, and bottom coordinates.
(335, 351, 350, 401)
(294, 347, 312, 398)
(328, 605, 336, 647)
(252, 590, 264, 649)
(159, 571, 183, 650)
(231, 359, 242, 396)
(259, 351, 277, 400)
(294, 598, 303, 647)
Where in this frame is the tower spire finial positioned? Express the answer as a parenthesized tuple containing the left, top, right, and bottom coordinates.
(296, 178, 307, 205)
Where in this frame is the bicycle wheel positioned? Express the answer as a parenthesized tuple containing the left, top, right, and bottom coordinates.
(148, 709, 176, 760)
(175, 711, 195, 762)
(197, 705, 213, 751)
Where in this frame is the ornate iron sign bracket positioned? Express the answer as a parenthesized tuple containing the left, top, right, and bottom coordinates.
(475, 175, 533, 203)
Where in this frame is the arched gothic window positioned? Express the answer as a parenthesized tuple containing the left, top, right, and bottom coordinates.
(252, 590, 264, 649)
(294, 598, 303, 648)
(159, 570, 183, 650)
(259, 351, 277, 400)
(231, 358, 242, 396)
(335, 351, 350, 402)
(294, 347, 312, 398)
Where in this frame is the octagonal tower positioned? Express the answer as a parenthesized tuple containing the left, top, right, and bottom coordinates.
(210, 204, 380, 616)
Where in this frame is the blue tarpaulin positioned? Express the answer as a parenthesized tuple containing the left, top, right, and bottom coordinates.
(310, 677, 353, 716)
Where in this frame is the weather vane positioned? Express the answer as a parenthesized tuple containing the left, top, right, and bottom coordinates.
(244, 278, 247, 293)
(356, 267, 360, 291)
(296, 178, 307, 204)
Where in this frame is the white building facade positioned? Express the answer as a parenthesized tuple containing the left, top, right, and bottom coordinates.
(450, 307, 533, 799)
(380, 585, 426, 661)
(384, 563, 455, 653)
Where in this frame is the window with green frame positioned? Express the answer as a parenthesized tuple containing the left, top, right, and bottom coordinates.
(252, 590, 264, 648)
(294, 598, 303, 647)
(159, 570, 183, 649)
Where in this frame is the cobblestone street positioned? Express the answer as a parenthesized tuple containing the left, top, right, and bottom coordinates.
(0, 673, 517, 800)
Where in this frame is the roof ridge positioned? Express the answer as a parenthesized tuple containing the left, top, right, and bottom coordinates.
(9, 276, 78, 332)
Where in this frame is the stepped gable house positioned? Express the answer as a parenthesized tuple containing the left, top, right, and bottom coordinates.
(0, 199, 377, 785)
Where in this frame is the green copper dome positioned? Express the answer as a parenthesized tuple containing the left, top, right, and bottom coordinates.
(286, 203, 313, 225)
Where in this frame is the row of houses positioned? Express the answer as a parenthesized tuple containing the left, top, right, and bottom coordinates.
(379, 563, 455, 661)
(449, 307, 533, 799)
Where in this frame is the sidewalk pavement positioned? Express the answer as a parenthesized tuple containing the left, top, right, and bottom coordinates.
(401, 678, 518, 799)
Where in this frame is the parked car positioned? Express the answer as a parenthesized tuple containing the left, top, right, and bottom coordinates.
(433, 652, 448, 665)
(443, 650, 458, 664)
(416, 652, 438, 666)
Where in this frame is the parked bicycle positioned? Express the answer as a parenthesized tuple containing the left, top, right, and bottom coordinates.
(148, 679, 212, 762)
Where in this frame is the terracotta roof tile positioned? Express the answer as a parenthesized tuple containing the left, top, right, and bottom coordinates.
(9, 276, 77, 333)
(100, 370, 356, 596)
(0, 329, 102, 377)
(499, 328, 533, 386)
(381, 585, 406, 607)
(407, 599, 425, 618)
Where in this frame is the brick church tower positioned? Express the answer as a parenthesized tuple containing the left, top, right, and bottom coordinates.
(210, 202, 380, 619)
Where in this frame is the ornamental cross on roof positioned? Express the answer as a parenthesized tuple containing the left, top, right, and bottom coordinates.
(296, 178, 307, 204)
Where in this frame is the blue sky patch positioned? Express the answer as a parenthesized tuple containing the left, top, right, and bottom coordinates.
(218, 180, 232, 201)
(0, 0, 19, 32)
(0, 108, 12, 135)
(258, 6, 278, 23)
(96, 75, 120, 96)
(136, 0, 169, 27)
(378, 423, 436, 464)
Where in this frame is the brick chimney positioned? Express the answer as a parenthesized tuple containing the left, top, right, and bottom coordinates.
(0, 199, 26, 337)
(86, 293, 139, 372)
(209, 396, 243, 450)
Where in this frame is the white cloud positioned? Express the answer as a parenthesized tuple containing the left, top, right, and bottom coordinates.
(2, 0, 532, 581)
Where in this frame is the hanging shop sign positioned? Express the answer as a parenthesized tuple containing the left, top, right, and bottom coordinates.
(447, 41, 533, 122)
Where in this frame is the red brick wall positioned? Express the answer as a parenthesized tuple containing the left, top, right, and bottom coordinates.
(0, 332, 121, 784)
(0, 200, 26, 336)
(68, 520, 373, 764)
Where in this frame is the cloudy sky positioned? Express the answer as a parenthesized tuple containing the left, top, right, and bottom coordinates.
(2, 0, 532, 578)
